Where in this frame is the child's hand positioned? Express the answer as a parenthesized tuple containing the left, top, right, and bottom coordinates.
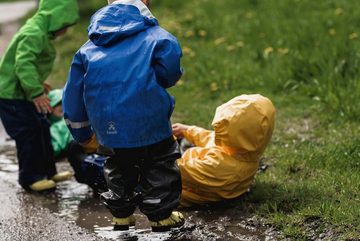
(33, 94, 52, 114)
(172, 123, 190, 138)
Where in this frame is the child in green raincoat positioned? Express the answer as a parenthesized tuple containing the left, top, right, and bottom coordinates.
(0, 0, 79, 192)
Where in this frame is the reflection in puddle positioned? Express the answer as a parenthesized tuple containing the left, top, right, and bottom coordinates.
(95, 226, 171, 241)
(0, 145, 274, 241)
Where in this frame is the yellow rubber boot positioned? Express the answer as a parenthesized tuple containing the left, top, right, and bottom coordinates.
(51, 171, 73, 182)
(113, 215, 136, 231)
(29, 179, 56, 192)
(150, 211, 185, 232)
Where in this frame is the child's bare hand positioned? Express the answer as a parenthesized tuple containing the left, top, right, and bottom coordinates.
(33, 94, 52, 114)
(172, 123, 190, 138)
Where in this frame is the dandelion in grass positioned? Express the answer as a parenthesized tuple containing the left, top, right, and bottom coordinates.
(329, 28, 336, 36)
(214, 37, 226, 45)
(176, 79, 184, 86)
(349, 32, 358, 40)
(182, 46, 196, 57)
(245, 11, 253, 19)
(227, 45, 236, 52)
(185, 30, 195, 38)
(335, 8, 344, 16)
(278, 48, 289, 55)
(210, 82, 219, 92)
(236, 41, 244, 48)
(198, 30, 207, 37)
(264, 47, 274, 58)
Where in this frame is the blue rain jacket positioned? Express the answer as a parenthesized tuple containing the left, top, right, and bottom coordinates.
(63, 2, 183, 148)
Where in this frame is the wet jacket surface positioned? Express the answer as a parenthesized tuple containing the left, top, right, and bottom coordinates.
(50, 118, 73, 157)
(0, 0, 79, 101)
(63, 1, 183, 148)
(177, 94, 276, 206)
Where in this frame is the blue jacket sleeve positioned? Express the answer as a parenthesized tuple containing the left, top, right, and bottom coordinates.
(63, 51, 93, 143)
(153, 37, 183, 88)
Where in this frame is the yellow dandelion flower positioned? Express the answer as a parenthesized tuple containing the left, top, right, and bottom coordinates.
(335, 8, 344, 16)
(277, 48, 289, 55)
(182, 46, 196, 57)
(214, 37, 226, 45)
(328, 28, 336, 36)
(198, 30, 207, 37)
(349, 32, 358, 40)
(182, 46, 192, 54)
(185, 30, 195, 38)
(245, 11, 253, 19)
(236, 41, 245, 48)
(210, 82, 219, 92)
(227, 45, 236, 51)
(177, 79, 184, 86)
(264, 47, 274, 58)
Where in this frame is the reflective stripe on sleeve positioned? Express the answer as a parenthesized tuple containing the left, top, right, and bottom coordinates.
(64, 119, 90, 129)
(142, 199, 161, 204)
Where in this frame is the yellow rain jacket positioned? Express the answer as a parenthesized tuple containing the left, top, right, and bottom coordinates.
(178, 94, 276, 206)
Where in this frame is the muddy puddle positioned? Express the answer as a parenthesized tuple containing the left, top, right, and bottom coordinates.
(0, 142, 278, 241)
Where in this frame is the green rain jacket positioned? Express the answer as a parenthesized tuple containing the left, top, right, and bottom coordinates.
(48, 89, 73, 157)
(0, 0, 79, 101)
(50, 118, 73, 157)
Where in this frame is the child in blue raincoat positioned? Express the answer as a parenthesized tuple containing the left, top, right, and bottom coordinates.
(63, 0, 184, 232)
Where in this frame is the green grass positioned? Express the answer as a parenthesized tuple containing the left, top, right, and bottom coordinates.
(47, 0, 360, 239)
(0, 0, 31, 2)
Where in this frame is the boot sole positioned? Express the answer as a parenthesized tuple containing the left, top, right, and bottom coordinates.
(151, 221, 185, 232)
(113, 225, 130, 231)
(113, 223, 135, 231)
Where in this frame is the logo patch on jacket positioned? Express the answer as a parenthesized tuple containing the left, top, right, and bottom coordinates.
(107, 122, 117, 134)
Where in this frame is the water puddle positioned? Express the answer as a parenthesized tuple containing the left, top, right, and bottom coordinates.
(0, 144, 275, 240)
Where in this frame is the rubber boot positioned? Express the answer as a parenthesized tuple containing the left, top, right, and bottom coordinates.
(113, 214, 136, 231)
(150, 211, 185, 232)
(29, 179, 56, 192)
(51, 171, 73, 182)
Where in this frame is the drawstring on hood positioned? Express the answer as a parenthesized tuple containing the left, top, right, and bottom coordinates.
(88, 0, 158, 46)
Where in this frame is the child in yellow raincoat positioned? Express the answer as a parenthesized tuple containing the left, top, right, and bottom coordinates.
(172, 94, 276, 206)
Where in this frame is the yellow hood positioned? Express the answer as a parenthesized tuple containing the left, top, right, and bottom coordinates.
(212, 94, 276, 156)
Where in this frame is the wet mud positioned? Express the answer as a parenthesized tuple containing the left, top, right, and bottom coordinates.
(0, 140, 279, 241)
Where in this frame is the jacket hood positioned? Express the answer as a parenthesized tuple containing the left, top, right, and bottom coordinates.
(38, 0, 79, 33)
(212, 94, 276, 155)
(48, 89, 63, 107)
(88, 1, 158, 46)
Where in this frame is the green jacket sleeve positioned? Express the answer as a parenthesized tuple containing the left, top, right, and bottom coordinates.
(15, 34, 46, 100)
(50, 119, 73, 157)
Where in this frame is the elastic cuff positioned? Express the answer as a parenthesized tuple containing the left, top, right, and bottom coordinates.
(31, 92, 44, 100)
